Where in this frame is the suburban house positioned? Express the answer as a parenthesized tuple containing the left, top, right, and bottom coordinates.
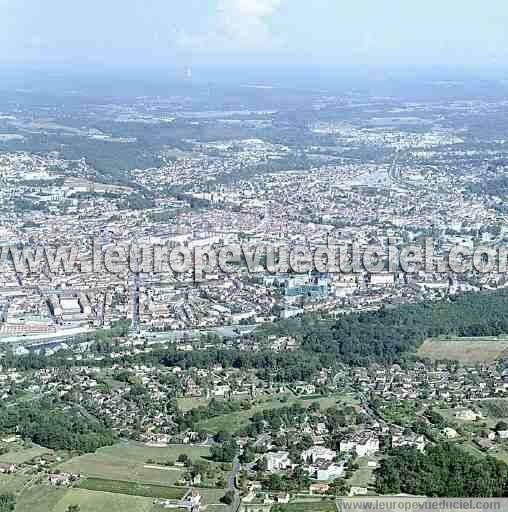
(302, 446, 337, 464)
(266, 451, 291, 472)
(340, 431, 380, 457)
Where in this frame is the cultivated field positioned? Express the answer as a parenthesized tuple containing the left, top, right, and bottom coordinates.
(12, 480, 228, 512)
(58, 451, 184, 486)
(77, 477, 186, 499)
(417, 336, 508, 363)
(48, 442, 229, 511)
(269, 501, 338, 512)
(57, 442, 212, 486)
(99, 442, 212, 463)
(52, 489, 156, 512)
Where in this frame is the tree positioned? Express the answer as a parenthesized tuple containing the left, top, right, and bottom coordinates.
(0, 494, 15, 512)
(197, 430, 208, 443)
(293, 465, 311, 490)
(66, 506, 81, 512)
(210, 439, 238, 463)
(298, 434, 314, 451)
(0, 400, 116, 453)
(495, 421, 508, 432)
(220, 490, 235, 505)
(309, 402, 321, 413)
(177, 454, 190, 466)
(329, 478, 350, 496)
(214, 430, 232, 443)
(256, 456, 268, 471)
(239, 444, 256, 464)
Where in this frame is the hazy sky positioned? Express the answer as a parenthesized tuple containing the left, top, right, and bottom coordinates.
(1, 0, 507, 70)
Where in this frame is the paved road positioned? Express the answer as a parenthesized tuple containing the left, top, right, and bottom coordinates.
(253, 433, 271, 449)
(228, 457, 241, 512)
(359, 392, 387, 428)
(131, 272, 141, 334)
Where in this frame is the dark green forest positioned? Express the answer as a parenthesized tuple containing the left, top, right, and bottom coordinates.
(0, 401, 116, 453)
(376, 443, 508, 497)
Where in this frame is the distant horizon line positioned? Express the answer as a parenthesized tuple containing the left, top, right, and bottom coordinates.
(1, 62, 508, 77)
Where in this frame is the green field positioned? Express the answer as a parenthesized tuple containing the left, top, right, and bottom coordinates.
(0, 474, 30, 493)
(56, 442, 229, 503)
(9, 442, 229, 511)
(77, 477, 186, 499)
(99, 442, 212, 463)
(205, 506, 229, 512)
(177, 397, 210, 412)
(418, 336, 508, 363)
(198, 394, 355, 434)
(461, 441, 489, 458)
(378, 402, 420, 427)
(52, 489, 156, 512)
(195, 488, 229, 505)
(346, 457, 377, 489)
(13, 485, 178, 512)
(271, 501, 337, 512)
(14, 485, 68, 512)
(58, 452, 184, 486)
(0, 446, 52, 464)
(437, 406, 495, 430)
(12, 482, 227, 512)
(197, 411, 253, 433)
(58, 443, 214, 486)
